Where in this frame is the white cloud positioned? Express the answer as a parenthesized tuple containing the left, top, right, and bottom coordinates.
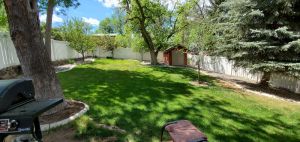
(82, 17, 100, 26)
(40, 14, 63, 23)
(98, 0, 121, 8)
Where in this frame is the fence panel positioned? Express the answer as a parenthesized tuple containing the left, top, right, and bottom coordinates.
(0, 34, 20, 69)
(51, 40, 82, 61)
(188, 54, 262, 83)
(270, 73, 300, 93)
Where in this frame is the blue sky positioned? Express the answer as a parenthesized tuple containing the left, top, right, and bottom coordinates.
(39, 0, 210, 30)
(40, 0, 120, 29)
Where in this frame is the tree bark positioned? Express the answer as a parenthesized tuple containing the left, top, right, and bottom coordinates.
(134, 0, 159, 65)
(45, 0, 55, 58)
(3, 0, 65, 113)
(260, 72, 271, 87)
(149, 50, 158, 65)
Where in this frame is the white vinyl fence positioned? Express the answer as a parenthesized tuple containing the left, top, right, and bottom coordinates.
(188, 54, 300, 93)
(0, 33, 20, 68)
(94, 47, 164, 62)
(50, 40, 82, 61)
(0, 33, 299, 93)
(270, 73, 300, 93)
(188, 54, 263, 83)
(0, 33, 163, 70)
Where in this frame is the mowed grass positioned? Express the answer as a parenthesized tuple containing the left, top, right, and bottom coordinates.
(58, 59, 300, 142)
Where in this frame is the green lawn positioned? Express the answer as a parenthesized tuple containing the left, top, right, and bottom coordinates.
(58, 59, 300, 142)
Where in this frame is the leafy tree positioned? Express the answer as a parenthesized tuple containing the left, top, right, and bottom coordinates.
(51, 27, 65, 40)
(186, 17, 218, 83)
(39, 0, 80, 57)
(93, 35, 119, 58)
(98, 18, 114, 33)
(62, 18, 96, 61)
(111, 8, 126, 34)
(174, 0, 217, 83)
(97, 9, 125, 34)
(41, 22, 64, 41)
(212, 0, 300, 86)
(121, 0, 193, 65)
(3, 0, 65, 113)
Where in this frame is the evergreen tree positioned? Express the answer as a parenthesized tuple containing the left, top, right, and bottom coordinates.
(213, 0, 300, 86)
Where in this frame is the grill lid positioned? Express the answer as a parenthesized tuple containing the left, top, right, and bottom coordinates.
(0, 79, 35, 114)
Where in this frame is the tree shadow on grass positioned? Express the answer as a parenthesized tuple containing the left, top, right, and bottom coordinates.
(149, 66, 215, 85)
(58, 67, 300, 142)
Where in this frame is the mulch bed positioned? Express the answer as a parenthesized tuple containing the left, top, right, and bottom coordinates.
(40, 100, 85, 125)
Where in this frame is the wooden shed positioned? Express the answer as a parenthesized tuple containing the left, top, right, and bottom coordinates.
(163, 45, 188, 66)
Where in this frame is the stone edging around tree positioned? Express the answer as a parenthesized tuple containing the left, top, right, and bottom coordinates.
(40, 100, 89, 131)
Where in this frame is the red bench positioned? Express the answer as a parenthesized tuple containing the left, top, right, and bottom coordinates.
(160, 120, 208, 142)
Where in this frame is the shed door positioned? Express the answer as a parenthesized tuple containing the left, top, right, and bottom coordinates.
(172, 50, 184, 66)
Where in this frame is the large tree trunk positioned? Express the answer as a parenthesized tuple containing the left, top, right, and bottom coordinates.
(149, 50, 158, 65)
(4, 0, 65, 113)
(45, 0, 55, 57)
(260, 72, 271, 87)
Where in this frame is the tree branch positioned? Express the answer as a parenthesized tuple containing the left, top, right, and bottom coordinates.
(126, 16, 141, 23)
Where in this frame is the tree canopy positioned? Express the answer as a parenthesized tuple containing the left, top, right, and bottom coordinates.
(97, 8, 125, 34)
(38, 0, 80, 15)
(120, 0, 193, 64)
(93, 35, 121, 58)
(62, 18, 96, 61)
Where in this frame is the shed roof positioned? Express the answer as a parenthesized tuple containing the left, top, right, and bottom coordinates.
(164, 45, 187, 53)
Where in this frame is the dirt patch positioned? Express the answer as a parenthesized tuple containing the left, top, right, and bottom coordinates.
(0, 66, 22, 79)
(216, 78, 300, 102)
(43, 126, 81, 142)
(237, 81, 300, 102)
(217, 79, 241, 89)
(43, 126, 118, 142)
(40, 101, 85, 125)
(189, 81, 209, 87)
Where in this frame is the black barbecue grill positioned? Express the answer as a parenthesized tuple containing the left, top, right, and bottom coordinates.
(0, 79, 63, 142)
